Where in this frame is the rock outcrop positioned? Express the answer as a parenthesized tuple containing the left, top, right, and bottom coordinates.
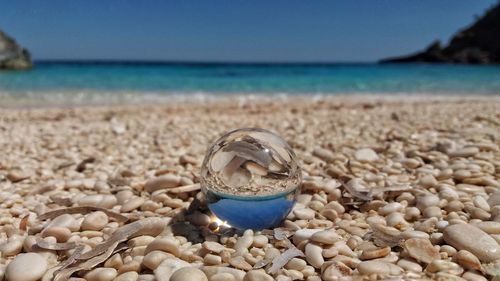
(0, 29, 32, 70)
(381, 2, 500, 64)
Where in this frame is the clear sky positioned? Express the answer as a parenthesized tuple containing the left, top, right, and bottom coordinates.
(0, 0, 497, 62)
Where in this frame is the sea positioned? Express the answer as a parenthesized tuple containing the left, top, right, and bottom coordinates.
(1, 61, 500, 106)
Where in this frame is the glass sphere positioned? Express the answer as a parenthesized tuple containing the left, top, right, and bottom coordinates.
(201, 128, 301, 230)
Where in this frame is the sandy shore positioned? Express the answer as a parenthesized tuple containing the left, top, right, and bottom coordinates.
(0, 97, 499, 281)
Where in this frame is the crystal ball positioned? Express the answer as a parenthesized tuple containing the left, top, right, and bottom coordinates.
(201, 128, 301, 230)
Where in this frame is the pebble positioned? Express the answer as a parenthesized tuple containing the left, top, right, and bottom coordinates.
(292, 229, 322, 246)
(360, 246, 391, 260)
(396, 258, 423, 272)
(293, 208, 315, 220)
(7, 170, 31, 183)
(310, 229, 341, 244)
(252, 235, 268, 248)
(235, 230, 254, 253)
(210, 273, 236, 281)
(229, 256, 252, 271)
(322, 261, 352, 280)
(0, 235, 24, 256)
(423, 206, 442, 218)
(402, 158, 420, 169)
(202, 266, 246, 281)
(354, 148, 379, 162)
(378, 202, 403, 215)
(456, 250, 482, 271)
(170, 267, 208, 281)
(488, 190, 500, 208)
(425, 260, 463, 275)
(463, 271, 488, 281)
(42, 226, 72, 242)
(6, 253, 48, 281)
(81, 211, 109, 231)
(448, 147, 479, 158)
(285, 258, 307, 271)
(443, 224, 500, 262)
(154, 258, 190, 281)
(45, 214, 80, 231)
(78, 194, 117, 208)
(84, 268, 118, 281)
(203, 241, 227, 254)
(416, 194, 440, 210)
(357, 261, 402, 275)
(145, 175, 181, 192)
(419, 174, 438, 188)
(305, 243, 324, 268)
(115, 271, 139, 281)
(204, 254, 222, 265)
(312, 148, 335, 162)
(242, 270, 274, 281)
(142, 251, 171, 270)
(473, 196, 490, 212)
(473, 221, 500, 234)
(404, 238, 440, 264)
(121, 197, 146, 212)
(145, 236, 181, 257)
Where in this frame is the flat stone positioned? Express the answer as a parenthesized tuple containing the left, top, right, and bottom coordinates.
(145, 175, 181, 192)
(154, 258, 190, 281)
(84, 268, 118, 281)
(202, 266, 246, 281)
(145, 236, 181, 257)
(312, 148, 335, 162)
(403, 238, 440, 264)
(293, 208, 315, 220)
(142, 251, 172, 270)
(357, 260, 402, 276)
(81, 211, 109, 231)
(6, 253, 48, 281)
(121, 197, 145, 212)
(456, 250, 482, 272)
(473, 221, 500, 234)
(310, 229, 341, 245)
(170, 267, 208, 281)
(305, 243, 324, 268)
(242, 270, 274, 281)
(488, 190, 500, 208)
(443, 224, 500, 262)
(396, 258, 423, 272)
(354, 148, 379, 162)
(114, 271, 139, 281)
(6, 170, 30, 183)
(78, 194, 117, 208)
(448, 147, 479, 158)
(360, 246, 391, 260)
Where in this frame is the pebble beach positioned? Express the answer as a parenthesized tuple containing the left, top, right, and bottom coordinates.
(1, 96, 499, 281)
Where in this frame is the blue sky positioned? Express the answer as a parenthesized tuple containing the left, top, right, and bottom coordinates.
(0, 0, 497, 62)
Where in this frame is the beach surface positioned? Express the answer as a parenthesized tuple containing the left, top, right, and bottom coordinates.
(1, 97, 499, 280)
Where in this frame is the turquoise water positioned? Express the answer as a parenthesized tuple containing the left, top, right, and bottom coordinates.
(1, 61, 499, 104)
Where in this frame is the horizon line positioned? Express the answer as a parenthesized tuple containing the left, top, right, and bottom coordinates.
(34, 59, 382, 65)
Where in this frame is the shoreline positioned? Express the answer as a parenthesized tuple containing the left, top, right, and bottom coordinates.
(1, 91, 500, 110)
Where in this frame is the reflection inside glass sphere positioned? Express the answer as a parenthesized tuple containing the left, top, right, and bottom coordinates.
(201, 128, 301, 230)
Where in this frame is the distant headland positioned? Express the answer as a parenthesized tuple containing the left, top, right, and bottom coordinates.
(381, 2, 500, 64)
(0, 29, 32, 70)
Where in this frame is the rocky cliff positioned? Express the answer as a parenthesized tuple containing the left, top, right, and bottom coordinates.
(0, 30, 32, 70)
(381, 2, 500, 64)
